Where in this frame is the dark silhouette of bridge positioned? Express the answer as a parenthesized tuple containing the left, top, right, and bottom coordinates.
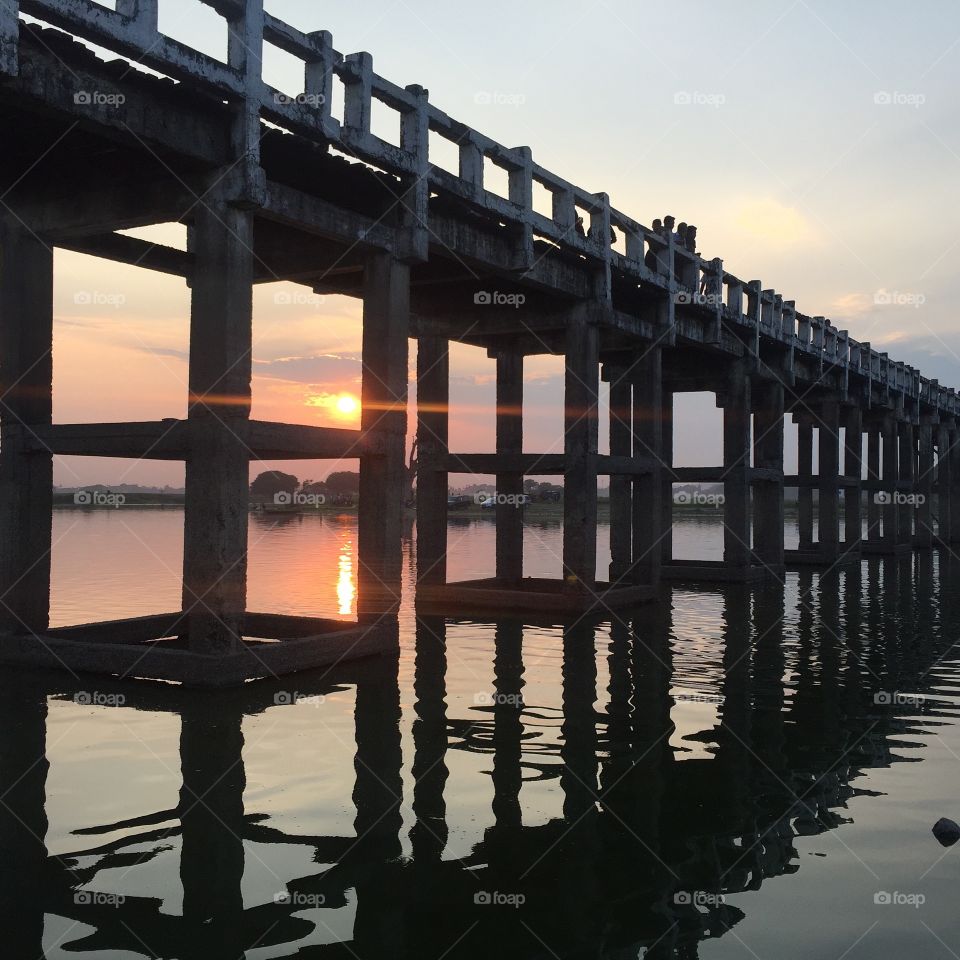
(1, 558, 955, 958)
(0, 1, 956, 682)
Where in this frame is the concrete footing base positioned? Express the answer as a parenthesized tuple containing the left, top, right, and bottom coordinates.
(0, 613, 398, 686)
(860, 540, 913, 557)
(416, 576, 657, 616)
(784, 547, 861, 567)
(658, 560, 773, 583)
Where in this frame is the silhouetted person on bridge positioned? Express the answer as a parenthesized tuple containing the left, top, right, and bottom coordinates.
(686, 224, 698, 254)
(575, 215, 585, 237)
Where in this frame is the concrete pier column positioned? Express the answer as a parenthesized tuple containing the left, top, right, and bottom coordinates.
(917, 420, 935, 547)
(631, 347, 663, 586)
(817, 400, 841, 560)
(359, 253, 410, 613)
(608, 363, 632, 582)
(949, 425, 960, 544)
(415, 336, 449, 586)
(898, 420, 915, 546)
(937, 422, 953, 543)
(0, 220, 54, 635)
(797, 414, 814, 550)
(752, 380, 785, 571)
(496, 350, 524, 584)
(182, 202, 254, 653)
(722, 366, 752, 569)
(882, 416, 899, 548)
(844, 406, 863, 551)
(660, 386, 674, 564)
(563, 310, 599, 590)
(867, 423, 881, 540)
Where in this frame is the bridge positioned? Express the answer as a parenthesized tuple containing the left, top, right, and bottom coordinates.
(0, 0, 956, 683)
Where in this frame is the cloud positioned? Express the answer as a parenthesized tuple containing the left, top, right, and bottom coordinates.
(252, 354, 362, 386)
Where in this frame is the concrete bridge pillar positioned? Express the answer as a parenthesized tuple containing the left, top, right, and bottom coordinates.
(898, 419, 915, 547)
(949, 424, 960, 544)
(917, 419, 935, 547)
(722, 365, 752, 569)
(415, 336, 449, 586)
(817, 400, 841, 560)
(181, 202, 254, 654)
(563, 312, 599, 590)
(358, 253, 410, 614)
(496, 350, 524, 584)
(882, 416, 900, 548)
(631, 347, 663, 586)
(0, 219, 53, 635)
(660, 386, 674, 565)
(752, 380, 785, 571)
(797, 414, 815, 550)
(866, 423, 881, 540)
(844, 406, 863, 552)
(937, 421, 953, 544)
(608, 363, 632, 582)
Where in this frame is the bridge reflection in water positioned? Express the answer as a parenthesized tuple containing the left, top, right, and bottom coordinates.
(1, 555, 958, 959)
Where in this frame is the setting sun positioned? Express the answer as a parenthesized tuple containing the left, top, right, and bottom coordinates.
(336, 393, 359, 416)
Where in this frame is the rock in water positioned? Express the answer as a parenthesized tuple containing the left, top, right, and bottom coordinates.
(932, 818, 960, 847)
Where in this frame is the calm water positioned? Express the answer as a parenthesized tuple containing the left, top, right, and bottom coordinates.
(4, 511, 960, 958)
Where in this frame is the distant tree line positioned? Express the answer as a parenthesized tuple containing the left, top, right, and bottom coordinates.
(250, 470, 360, 503)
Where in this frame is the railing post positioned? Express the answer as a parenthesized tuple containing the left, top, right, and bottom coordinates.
(459, 137, 484, 203)
(400, 83, 430, 261)
(226, 0, 265, 201)
(304, 30, 336, 130)
(117, 0, 159, 44)
(508, 146, 534, 268)
(344, 51, 373, 137)
(0, 0, 17, 77)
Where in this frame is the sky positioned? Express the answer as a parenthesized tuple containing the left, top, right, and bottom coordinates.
(45, 0, 960, 486)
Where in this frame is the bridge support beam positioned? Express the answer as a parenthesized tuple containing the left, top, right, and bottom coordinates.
(844, 405, 863, 552)
(563, 312, 599, 591)
(867, 423, 881, 540)
(608, 363, 632, 582)
(898, 419, 915, 548)
(496, 350, 524, 584)
(359, 253, 410, 614)
(416, 336, 449, 586)
(181, 202, 254, 654)
(632, 347, 663, 586)
(949, 424, 960, 544)
(797, 414, 814, 551)
(752, 380, 785, 573)
(0, 219, 54, 635)
(882, 416, 900, 549)
(917, 419, 935, 547)
(722, 365, 752, 570)
(817, 400, 841, 561)
(660, 386, 674, 565)
(937, 421, 954, 544)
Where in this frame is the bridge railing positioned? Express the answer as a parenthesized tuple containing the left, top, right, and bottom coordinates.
(8, 0, 958, 417)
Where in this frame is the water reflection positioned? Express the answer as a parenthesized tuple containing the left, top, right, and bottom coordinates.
(4, 557, 960, 958)
(337, 538, 356, 616)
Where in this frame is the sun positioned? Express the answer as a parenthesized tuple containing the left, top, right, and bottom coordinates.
(335, 393, 359, 416)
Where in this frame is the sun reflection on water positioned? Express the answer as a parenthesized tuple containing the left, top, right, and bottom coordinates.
(337, 539, 355, 616)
